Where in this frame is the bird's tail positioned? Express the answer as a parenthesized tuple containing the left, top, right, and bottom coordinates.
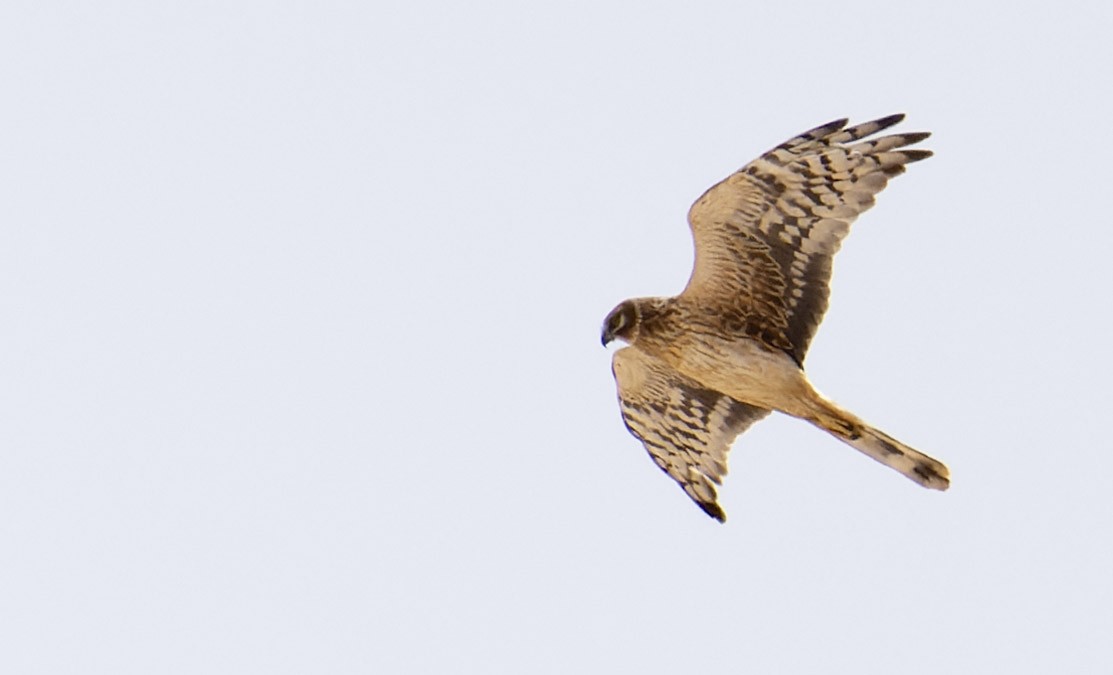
(808, 401, 950, 490)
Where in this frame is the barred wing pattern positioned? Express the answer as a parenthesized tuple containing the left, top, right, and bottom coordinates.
(612, 347, 770, 522)
(683, 114, 931, 364)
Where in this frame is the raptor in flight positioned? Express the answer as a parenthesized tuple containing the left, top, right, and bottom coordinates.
(602, 114, 949, 522)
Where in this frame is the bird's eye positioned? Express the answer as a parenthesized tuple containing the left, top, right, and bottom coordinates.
(612, 311, 627, 331)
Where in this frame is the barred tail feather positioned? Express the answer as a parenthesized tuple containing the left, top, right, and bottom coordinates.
(844, 424, 950, 490)
(809, 403, 950, 490)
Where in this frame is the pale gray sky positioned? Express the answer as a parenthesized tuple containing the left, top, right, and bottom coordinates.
(2, 1, 1111, 673)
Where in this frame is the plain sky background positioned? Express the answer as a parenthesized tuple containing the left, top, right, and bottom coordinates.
(2, 1, 1112, 672)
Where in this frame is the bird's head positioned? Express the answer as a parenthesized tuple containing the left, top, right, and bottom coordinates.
(601, 300, 640, 347)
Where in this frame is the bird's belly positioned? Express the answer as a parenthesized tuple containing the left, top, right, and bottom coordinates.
(666, 337, 812, 415)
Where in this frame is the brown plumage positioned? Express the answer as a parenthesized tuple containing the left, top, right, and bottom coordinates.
(602, 114, 949, 522)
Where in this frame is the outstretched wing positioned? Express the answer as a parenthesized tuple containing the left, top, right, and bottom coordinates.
(682, 114, 931, 364)
(611, 346, 770, 522)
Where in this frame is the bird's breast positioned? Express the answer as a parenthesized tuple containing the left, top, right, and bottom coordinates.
(663, 335, 811, 414)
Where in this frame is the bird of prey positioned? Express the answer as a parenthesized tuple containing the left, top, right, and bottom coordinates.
(601, 114, 949, 522)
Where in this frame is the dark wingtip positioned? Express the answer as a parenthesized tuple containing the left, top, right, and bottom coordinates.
(818, 117, 849, 136)
(874, 112, 906, 129)
(901, 131, 932, 145)
(698, 501, 727, 523)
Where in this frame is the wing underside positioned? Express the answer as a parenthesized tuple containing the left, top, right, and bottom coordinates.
(683, 114, 932, 364)
(611, 347, 769, 521)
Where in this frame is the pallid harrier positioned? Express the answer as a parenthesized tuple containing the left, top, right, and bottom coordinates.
(602, 114, 949, 522)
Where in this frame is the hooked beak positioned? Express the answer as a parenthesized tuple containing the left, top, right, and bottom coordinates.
(601, 326, 614, 347)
